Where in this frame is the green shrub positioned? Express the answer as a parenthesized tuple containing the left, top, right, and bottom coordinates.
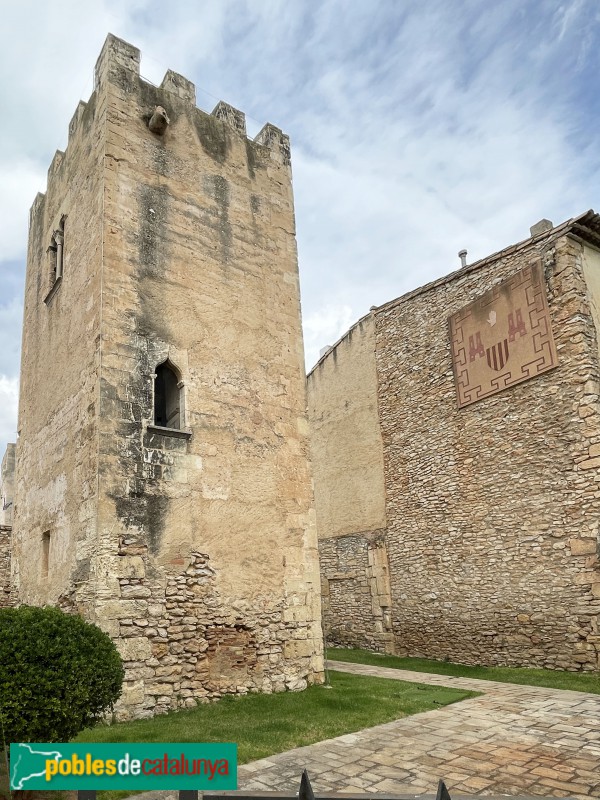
(0, 606, 124, 744)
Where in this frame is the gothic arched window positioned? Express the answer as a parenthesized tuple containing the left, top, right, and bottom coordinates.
(154, 360, 181, 429)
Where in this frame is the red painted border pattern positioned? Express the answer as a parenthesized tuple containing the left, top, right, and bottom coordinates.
(449, 262, 558, 408)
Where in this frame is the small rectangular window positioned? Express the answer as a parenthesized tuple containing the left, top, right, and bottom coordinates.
(42, 531, 50, 577)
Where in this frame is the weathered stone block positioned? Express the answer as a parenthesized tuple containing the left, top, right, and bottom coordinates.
(120, 680, 145, 706)
(570, 539, 598, 556)
(578, 458, 600, 470)
(117, 637, 152, 661)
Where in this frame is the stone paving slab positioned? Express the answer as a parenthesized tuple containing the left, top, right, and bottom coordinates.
(236, 661, 600, 799)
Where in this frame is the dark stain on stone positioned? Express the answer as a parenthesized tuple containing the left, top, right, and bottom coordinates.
(72, 558, 90, 583)
(138, 183, 167, 275)
(139, 80, 164, 116)
(144, 430, 188, 452)
(109, 64, 138, 95)
(107, 357, 169, 557)
(203, 175, 231, 265)
(102, 341, 175, 559)
(113, 490, 169, 557)
(138, 82, 176, 178)
(100, 376, 119, 410)
(145, 494, 169, 555)
(137, 182, 172, 342)
(99, 80, 194, 571)
(245, 140, 256, 179)
(81, 91, 98, 134)
(153, 142, 169, 178)
(192, 110, 230, 164)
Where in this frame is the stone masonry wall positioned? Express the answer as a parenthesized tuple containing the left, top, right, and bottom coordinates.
(375, 230, 600, 670)
(114, 544, 317, 715)
(13, 34, 323, 719)
(319, 531, 394, 653)
(1, 444, 15, 527)
(91, 36, 322, 717)
(307, 314, 391, 653)
(0, 526, 12, 607)
(12, 67, 104, 606)
(307, 314, 386, 539)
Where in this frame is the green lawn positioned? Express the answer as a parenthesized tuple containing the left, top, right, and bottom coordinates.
(328, 648, 600, 694)
(1, 670, 475, 800)
(76, 670, 475, 762)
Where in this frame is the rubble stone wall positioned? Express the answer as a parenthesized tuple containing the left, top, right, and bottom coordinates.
(0, 526, 12, 607)
(309, 228, 600, 669)
(1, 444, 15, 527)
(319, 531, 394, 653)
(376, 233, 600, 669)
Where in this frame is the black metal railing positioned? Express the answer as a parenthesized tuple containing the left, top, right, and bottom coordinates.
(77, 769, 572, 800)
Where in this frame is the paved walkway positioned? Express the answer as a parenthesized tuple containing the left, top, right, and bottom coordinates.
(238, 661, 600, 798)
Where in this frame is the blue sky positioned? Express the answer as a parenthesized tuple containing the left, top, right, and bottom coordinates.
(1, 0, 600, 458)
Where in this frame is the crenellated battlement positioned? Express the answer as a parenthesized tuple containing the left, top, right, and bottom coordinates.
(68, 101, 88, 139)
(93, 33, 290, 159)
(255, 123, 291, 166)
(47, 149, 65, 181)
(34, 33, 293, 201)
(160, 69, 196, 104)
(29, 33, 295, 258)
(94, 33, 140, 90)
(211, 101, 247, 137)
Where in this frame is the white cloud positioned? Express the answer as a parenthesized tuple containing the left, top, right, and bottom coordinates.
(303, 304, 356, 370)
(0, 377, 19, 450)
(0, 299, 22, 376)
(0, 299, 22, 457)
(0, 161, 47, 263)
(2, 0, 600, 454)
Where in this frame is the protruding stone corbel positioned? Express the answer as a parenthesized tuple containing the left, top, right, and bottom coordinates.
(148, 106, 170, 135)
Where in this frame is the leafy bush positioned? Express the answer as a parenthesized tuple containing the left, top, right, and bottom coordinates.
(0, 606, 124, 744)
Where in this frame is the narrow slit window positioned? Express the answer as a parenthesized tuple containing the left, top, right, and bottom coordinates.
(154, 361, 181, 429)
(47, 216, 65, 290)
(42, 531, 50, 577)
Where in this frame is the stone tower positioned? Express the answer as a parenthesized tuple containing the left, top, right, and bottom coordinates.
(12, 34, 324, 718)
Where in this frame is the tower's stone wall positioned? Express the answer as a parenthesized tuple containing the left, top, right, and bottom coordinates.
(13, 34, 324, 719)
(12, 83, 105, 608)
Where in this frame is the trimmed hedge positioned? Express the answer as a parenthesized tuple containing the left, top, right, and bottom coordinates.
(0, 606, 123, 743)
